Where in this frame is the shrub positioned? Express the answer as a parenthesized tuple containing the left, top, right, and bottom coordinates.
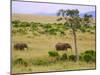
(85, 50, 95, 55)
(48, 51, 60, 61)
(80, 50, 96, 62)
(69, 55, 76, 62)
(14, 58, 28, 67)
(45, 28, 57, 35)
(80, 27, 86, 33)
(30, 22, 38, 33)
(12, 20, 21, 27)
(60, 53, 68, 61)
(83, 54, 92, 63)
(20, 22, 30, 27)
(48, 51, 59, 57)
(85, 50, 96, 62)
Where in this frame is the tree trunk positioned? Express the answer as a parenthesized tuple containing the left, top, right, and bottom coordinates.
(72, 29, 79, 61)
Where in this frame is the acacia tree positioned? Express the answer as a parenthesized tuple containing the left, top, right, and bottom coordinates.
(57, 9, 81, 61)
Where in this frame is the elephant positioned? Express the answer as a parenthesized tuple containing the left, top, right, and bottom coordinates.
(55, 43, 72, 51)
(14, 43, 28, 50)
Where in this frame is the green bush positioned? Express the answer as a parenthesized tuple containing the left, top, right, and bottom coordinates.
(60, 53, 68, 61)
(48, 51, 59, 57)
(85, 50, 96, 62)
(20, 22, 30, 27)
(80, 50, 96, 62)
(48, 51, 60, 61)
(69, 55, 76, 62)
(84, 50, 96, 56)
(83, 54, 92, 63)
(12, 20, 20, 24)
(45, 28, 57, 35)
(12, 20, 30, 28)
(14, 58, 28, 67)
(12, 20, 21, 28)
(80, 27, 86, 33)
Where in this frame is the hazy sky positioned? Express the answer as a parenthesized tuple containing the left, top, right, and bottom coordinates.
(12, 1, 95, 15)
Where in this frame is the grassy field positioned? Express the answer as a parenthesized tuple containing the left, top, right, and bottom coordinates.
(12, 14, 96, 74)
(12, 14, 62, 23)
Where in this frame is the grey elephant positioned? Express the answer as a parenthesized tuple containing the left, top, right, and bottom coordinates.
(14, 43, 28, 50)
(55, 43, 72, 51)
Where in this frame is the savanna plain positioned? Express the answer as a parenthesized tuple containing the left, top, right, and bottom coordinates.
(12, 14, 96, 74)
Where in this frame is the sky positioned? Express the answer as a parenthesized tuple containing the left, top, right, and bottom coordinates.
(12, 1, 95, 15)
